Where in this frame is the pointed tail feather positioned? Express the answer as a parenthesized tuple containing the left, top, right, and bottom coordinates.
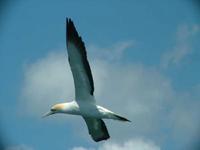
(114, 114, 131, 122)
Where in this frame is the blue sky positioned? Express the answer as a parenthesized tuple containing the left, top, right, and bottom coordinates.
(0, 0, 200, 150)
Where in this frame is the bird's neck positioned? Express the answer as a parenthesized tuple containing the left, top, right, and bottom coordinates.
(58, 101, 80, 115)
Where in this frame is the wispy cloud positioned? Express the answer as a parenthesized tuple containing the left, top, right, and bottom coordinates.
(88, 41, 134, 61)
(71, 138, 160, 150)
(161, 24, 200, 68)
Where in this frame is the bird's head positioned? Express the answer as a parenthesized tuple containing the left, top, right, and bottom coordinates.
(42, 103, 65, 118)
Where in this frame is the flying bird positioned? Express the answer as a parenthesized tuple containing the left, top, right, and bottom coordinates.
(43, 18, 130, 142)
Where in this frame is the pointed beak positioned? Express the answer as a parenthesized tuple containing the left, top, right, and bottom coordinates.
(42, 111, 54, 118)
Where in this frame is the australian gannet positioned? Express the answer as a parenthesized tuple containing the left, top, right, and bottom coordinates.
(43, 18, 130, 142)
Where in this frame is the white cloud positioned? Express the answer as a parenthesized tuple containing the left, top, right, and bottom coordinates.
(19, 41, 200, 148)
(169, 92, 200, 143)
(20, 51, 74, 117)
(161, 24, 200, 68)
(5, 144, 33, 150)
(88, 41, 134, 61)
(72, 147, 93, 150)
(19, 41, 135, 117)
(20, 47, 173, 133)
(90, 59, 173, 137)
(71, 138, 160, 150)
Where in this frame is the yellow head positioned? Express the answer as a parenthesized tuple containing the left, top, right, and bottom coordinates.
(42, 103, 65, 117)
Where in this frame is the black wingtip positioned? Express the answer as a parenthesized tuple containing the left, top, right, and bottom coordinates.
(66, 17, 73, 30)
(66, 17, 73, 26)
(66, 17, 75, 47)
(66, 18, 77, 42)
(66, 17, 71, 22)
(66, 17, 69, 25)
(94, 136, 110, 142)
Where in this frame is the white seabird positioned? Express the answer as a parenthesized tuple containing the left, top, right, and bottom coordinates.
(43, 18, 130, 142)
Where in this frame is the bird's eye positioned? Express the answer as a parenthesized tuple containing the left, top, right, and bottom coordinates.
(51, 108, 56, 111)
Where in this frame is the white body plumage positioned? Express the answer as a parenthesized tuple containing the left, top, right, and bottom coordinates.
(49, 101, 124, 121)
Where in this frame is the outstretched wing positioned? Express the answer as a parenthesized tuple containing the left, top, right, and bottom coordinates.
(66, 18, 94, 101)
(83, 117, 110, 142)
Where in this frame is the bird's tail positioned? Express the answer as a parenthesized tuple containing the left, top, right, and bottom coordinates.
(113, 114, 131, 122)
